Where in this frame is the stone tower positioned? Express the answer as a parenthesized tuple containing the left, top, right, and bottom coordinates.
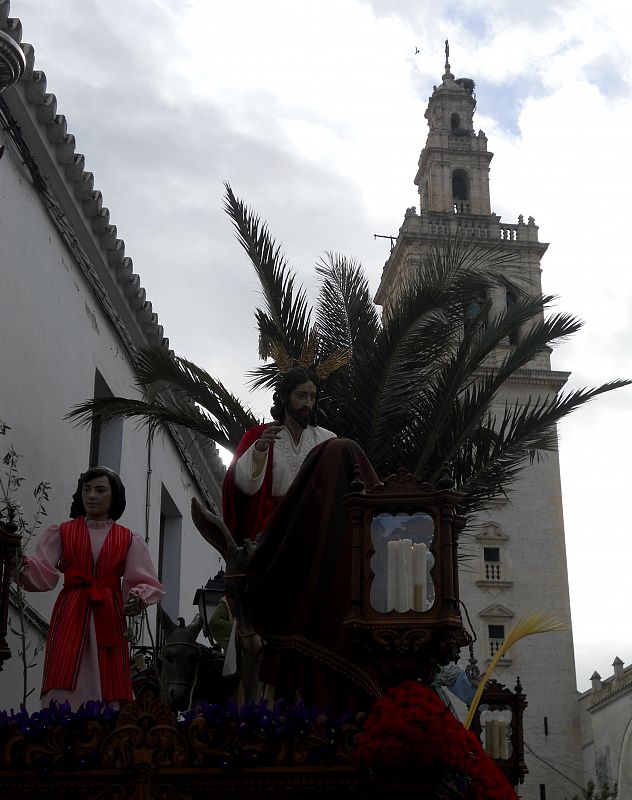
(374, 45, 583, 799)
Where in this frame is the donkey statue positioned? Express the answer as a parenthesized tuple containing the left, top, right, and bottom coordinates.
(190, 497, 264, 704)
(158, 607, 233, 712)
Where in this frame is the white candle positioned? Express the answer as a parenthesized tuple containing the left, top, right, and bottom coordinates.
(487, 719, 500, 758)
(386, 540, 398, 611)
(397, 539, 413, 611)
(412, 542, 427, 611)
(498, 720, 508, 759)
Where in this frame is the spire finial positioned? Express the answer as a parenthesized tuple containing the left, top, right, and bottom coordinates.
(443, 38, 453, 79)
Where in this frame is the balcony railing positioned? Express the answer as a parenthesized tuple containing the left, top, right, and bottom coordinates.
(399, 211, 543, 245)
(484, 561, 502, 581)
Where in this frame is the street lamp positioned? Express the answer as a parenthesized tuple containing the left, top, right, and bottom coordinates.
(192, 567, 225, 642)
(0, 30, 25, 94)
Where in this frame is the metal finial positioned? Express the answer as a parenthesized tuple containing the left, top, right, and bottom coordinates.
(444, 38, 451, 74)
(349, 463, 365, 491)
(436, 462, 454, 490)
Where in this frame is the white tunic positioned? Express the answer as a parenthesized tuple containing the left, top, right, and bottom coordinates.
(234, 425, 336, 497)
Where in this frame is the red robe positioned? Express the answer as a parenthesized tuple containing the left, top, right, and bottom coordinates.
(222, 423, 282, 544)
(41, 518, 133, 702)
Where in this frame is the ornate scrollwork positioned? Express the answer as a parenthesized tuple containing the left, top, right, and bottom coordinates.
(100, 693, 189, 770)
(376, 469, 436, 494)
(371, 627, 431, 653)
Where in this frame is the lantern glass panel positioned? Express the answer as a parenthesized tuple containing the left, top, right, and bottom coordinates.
(479, 705, 513, 759)
(369, 512, 435, 613)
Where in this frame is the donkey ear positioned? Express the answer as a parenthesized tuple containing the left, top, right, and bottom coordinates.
(158, 605, 176, 636)
(187, 613, 204, 639)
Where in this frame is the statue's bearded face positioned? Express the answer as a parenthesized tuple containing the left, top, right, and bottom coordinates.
(285, 380, 317, 429)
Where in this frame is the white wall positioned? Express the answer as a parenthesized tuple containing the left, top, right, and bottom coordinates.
(0, 113, 221, 712)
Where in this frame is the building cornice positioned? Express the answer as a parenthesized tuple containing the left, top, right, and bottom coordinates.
(584, 678, 632, 713)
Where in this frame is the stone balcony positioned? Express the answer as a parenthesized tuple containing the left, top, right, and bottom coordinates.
(400, 209, 542, 245)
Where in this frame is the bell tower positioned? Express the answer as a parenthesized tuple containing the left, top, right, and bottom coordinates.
(374, 44, 584, 800)
(415, 41, 492, 217)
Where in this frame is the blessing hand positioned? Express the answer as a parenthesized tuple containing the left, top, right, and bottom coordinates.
(254, 425, 283, 452)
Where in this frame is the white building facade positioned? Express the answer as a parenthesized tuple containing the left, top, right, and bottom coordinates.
(374, 53, 583, 799)
(579, 659, 632, 798)
(0, 2, 224, 711)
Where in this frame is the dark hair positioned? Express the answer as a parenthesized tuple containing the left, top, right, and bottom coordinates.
(270, 367, 319, 424)
(69, 466, 127, 520)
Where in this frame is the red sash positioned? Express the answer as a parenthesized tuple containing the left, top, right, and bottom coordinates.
(41, 518, 133, 701)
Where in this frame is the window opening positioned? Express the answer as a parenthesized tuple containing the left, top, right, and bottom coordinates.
(157, 485, 182, 628)
(89, 370, 123, 471)
(483, 546, 501, 581)
(506, 290, 519, 345)
(488, 624, 505, 657)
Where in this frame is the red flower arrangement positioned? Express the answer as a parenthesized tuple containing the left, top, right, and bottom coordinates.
(354, 680, 516, 800)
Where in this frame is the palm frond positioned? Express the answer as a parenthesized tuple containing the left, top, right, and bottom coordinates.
(66, 346, 257, 451)
(464, 613, 568, 729)
(224, 183, 312, 370)
(66, 395, 239, 452)
(454, 379, 631, 512)
(410, 301, 584, 480)
(315, 253, 380, 355)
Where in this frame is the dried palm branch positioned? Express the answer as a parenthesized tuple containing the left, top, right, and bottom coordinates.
(463, 612, 568, 729)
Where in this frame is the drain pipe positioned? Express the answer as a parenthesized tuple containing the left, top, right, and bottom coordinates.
(144, 434, 152, 543)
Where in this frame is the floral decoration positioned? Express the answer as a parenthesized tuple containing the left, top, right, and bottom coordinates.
(354, 680, 516, 800)
(0, 694, 361, 772)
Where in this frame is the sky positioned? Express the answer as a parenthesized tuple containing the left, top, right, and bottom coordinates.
(7, 0, 632, 691)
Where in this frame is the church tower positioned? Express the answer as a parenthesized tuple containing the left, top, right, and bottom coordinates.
(374, 44, 583, 799)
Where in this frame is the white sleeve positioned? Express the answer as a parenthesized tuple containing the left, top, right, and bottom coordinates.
(233, 441, 268, 495)
(17, 524, 62, 592)
(123, 534, 165, 604)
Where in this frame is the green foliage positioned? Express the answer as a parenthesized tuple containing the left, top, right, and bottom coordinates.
(66, 188, 630, 516)
(0, 422, 51, 705)
(572, 780, 617, 799)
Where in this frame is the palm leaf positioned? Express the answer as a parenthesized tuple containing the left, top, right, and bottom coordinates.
(454, 379, 631, 513)
(224, 183, 312, 373)
(410, 303, 584, 480)
(315, 252, 380, 355)
(66, 346, 257, 451)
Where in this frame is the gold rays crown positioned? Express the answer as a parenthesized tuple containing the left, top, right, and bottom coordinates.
(269, 332, 352, 380)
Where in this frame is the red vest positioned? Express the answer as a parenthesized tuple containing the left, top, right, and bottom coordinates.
(41, 518, 133, 702)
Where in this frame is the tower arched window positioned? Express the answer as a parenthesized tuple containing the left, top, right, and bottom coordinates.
(451, 113, 461, 133)
(452, 169, 470, 213)
(463, 289, 489, 334)
(506, 290, 518, 345)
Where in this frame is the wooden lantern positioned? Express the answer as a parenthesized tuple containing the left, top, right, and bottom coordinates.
(342, 468, 469, 688)
(470, 677, 529, 786)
